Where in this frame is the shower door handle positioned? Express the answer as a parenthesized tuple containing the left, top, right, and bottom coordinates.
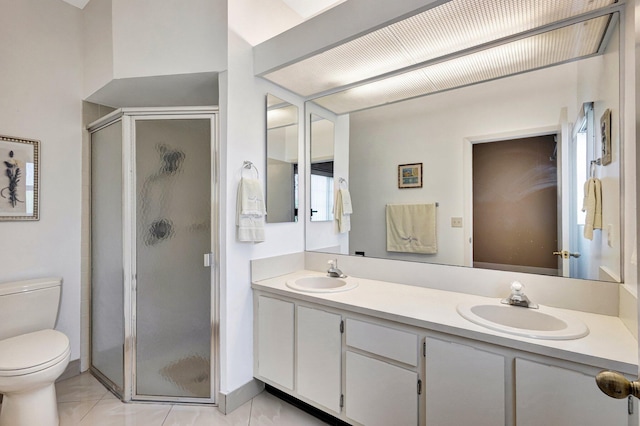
(204, 253, 214, 268)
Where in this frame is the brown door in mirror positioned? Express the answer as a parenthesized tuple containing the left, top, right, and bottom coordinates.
(473, 134, 558, 275)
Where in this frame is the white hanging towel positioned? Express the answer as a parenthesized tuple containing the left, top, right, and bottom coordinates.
(334, 188, 353, 233)
(386, 204, 437, 254)
(236, 177, 266, 243)
(582, 177, 602, 240)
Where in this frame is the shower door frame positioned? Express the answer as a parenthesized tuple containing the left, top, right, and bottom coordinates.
(89, 107, 220, 405)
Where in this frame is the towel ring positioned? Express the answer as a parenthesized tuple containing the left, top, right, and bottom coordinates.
(242, 160, 259, 179)
(338, 177, 348, 188)
(589, 159, 601, 178)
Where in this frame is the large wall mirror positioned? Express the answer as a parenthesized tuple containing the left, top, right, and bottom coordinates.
(266, 94, 299, 223)
(301, 8, 623, 283)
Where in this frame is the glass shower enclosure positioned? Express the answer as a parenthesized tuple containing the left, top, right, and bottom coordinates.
(89, 107, 218, 403)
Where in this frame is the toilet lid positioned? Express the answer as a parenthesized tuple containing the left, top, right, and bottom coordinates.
(0, 329, 70, 376)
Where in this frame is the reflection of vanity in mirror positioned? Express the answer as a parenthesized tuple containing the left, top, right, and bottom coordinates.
(266, 94, 299, 223)
(261, 1, 625, 283)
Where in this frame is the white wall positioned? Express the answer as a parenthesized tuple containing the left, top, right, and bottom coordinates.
(575, 23, 622, 281)
(83, 0, 226, 104)
(220, 26, 306, 392)
(111, 0, 227, 79)
(0, 0, 83, 360)
(83, 0, 114, 98)
(349, 63, 578, 266)
(622, 0, 637, 297)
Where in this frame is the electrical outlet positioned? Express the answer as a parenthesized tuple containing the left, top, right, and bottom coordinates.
(451, 217, 463, 228)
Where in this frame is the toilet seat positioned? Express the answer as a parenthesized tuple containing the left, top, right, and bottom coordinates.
(0, 329, 70, 377)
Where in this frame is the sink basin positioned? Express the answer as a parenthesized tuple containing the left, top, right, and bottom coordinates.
(456, 302, 589, 340)
(286, 276, 358, 293)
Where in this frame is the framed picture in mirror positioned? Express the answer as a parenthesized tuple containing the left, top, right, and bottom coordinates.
(601, 109, 611, 166)
(0, 135, 39, 221)
(398, 163, 422, 189)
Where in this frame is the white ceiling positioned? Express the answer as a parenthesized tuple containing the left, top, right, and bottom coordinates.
(62, 0, 344, 13)
(282, 0, 346, 19)
(66, 0, 345, 46)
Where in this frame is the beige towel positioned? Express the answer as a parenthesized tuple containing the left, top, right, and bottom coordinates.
(582, 178, 602, 240)
(236, 178, 266, 242)
(334, 188, 353, 233)
(386, 204, 437, 254)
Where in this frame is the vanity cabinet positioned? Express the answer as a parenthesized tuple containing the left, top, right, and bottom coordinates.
(425, 338, 505, 426)
(255, 295, 294, 389)
(297, 305, 342, 413)
(344, 318, 420, 426)
(515, 358, 630, 426)
(254, 290, 635, 426)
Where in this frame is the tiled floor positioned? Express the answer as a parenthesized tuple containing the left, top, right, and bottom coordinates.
(48, 373, 327, 425)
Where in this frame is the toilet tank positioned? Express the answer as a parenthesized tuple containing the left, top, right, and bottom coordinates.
(0, 277, 62, 341)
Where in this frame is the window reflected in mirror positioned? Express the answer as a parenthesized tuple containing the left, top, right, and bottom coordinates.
(266, 94, 299, 223)
(310, 114, 335, 222)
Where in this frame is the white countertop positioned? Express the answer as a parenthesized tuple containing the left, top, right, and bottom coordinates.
(253, 270, 638, 375)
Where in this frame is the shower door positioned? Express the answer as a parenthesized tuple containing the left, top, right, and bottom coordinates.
(91, 119, 126, 395)
(133, 115, 215, 402)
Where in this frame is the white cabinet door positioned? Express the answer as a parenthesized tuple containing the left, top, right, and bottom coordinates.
(516, 358, 629, 426)
(256, 296, 294, 389)
(297, 305, 342, 413)
(346, 351, 418, 426)
(425, 338, 505, 426)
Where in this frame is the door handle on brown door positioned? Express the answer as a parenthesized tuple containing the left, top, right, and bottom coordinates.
(553, 250, 581, 259)
(596, 371, 640, 399)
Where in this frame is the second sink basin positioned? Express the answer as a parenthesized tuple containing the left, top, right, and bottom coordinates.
(286, 275, 358, 293)
(456, 302, 589, 340)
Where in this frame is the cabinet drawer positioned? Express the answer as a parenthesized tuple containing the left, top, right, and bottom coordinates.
(346, 318, 418, 366)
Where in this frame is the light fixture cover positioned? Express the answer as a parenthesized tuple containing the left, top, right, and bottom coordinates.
(312, 15, 612, 114)
(262, 0, 616, 101)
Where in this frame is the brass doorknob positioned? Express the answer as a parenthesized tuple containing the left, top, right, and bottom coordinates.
(553, 250, 581, 259)
(596, 370, 640, 399)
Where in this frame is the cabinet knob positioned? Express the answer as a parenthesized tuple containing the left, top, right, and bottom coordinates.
(596, 370, 640, 399)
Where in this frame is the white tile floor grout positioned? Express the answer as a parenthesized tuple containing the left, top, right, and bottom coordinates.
(1, 372, 327, 425)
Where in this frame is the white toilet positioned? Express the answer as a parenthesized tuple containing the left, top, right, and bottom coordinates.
(0, 277, 71, 426)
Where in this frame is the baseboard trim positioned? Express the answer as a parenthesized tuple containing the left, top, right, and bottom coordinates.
(57, 359, 81, 382)
(265, 385, 350, 426)
(217, 378, 265, 414)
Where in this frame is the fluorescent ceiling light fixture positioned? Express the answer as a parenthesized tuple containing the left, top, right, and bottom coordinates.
(312, 15, 612, 114)
(262, 0, 617, 97)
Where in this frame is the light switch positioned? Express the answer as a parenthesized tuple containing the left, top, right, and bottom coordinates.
(451, 217, 463, 228)
(607, 224, 613, 248)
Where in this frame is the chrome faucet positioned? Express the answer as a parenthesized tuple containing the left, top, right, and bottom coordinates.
(327, 259, 347, 278)
(501, 281, 538, 309)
